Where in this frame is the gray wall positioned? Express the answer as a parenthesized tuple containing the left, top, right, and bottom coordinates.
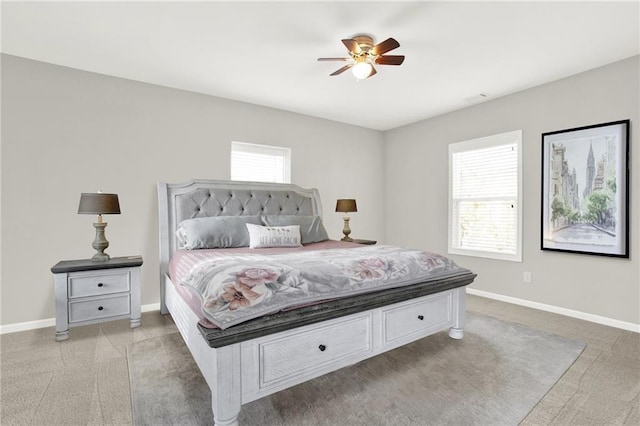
(384, 56, 639, 325)
(1, 54, 385, 325)
(2, 53, 638, 328)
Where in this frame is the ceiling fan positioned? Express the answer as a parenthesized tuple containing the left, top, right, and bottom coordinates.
(317, 35, 405, 80)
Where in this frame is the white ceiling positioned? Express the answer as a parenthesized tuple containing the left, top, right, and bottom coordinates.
(2, 1, 639, 131)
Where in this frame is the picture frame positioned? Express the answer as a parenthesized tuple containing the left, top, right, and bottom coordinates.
(541, 120, 630, 258)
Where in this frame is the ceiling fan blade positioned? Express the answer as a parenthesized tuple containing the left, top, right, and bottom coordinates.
(342, 39, 361, 54)
(317, 57, 350, 62)
(371, 37, 400, 55)
(330, 64, 353, 76)
(375, 55, 405, 66)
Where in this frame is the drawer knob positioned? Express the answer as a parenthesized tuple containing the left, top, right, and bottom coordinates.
(418, 315, 424, 321)
(97, 283, 104, 287)
(98, 306, 104, 311)
(318, 344, 326, 352)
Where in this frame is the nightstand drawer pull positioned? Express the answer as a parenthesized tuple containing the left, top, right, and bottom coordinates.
(97, 283, 104, 287)
(318, 344, 327, 352)
(418, 315, 424, 321)
(98, 306, 104, 311)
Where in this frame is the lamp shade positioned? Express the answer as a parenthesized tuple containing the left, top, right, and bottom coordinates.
(78, 193, 121, 215)
(335, 199, 357, 213)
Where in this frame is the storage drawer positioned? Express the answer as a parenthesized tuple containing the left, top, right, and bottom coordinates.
(259, 314, 372, 388)
(68, 294, 131, 323)
(382, 293, 452, 345)
(68, 270, 130, 299)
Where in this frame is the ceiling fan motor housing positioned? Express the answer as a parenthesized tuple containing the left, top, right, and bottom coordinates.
(352, 35, 374, 53)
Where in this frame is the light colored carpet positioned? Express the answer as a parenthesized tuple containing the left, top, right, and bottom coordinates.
(128, 312, 585, 425)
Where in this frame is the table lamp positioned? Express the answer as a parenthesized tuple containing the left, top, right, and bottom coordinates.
(335, 199, 357, 242)
(78, 192, 121, 261)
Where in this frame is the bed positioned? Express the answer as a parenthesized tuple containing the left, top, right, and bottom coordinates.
(158, 179, 476, 426)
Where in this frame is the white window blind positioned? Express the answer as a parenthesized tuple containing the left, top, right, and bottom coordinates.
(231, 141, 291, 184)
(448, 130, 522, 262)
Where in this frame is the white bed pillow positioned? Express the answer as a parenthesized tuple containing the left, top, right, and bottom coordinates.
(176, 216, 262, 249)
(261, 215, 329, 244)
(246, 223, 302, 249)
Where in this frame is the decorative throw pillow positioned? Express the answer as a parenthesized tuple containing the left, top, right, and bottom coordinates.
(261, 215, 329, 244)
(246, 223, 302, 249)
(176, 216, 262, 249)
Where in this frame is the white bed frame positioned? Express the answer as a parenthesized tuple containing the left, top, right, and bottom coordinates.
(158, 179, 471, 426)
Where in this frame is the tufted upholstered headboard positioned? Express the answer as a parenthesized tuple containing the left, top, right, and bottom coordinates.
(157, 179, 323, 312)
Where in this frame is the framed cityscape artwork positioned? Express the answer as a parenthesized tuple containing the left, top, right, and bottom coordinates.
(541, 120, 629, 257)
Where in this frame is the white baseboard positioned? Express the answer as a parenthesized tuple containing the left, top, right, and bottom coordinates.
(142, 303, 161, 313)
(0, 302, 163, 335)
(467, 288, 640, 333)
(0, 317, 56, 335)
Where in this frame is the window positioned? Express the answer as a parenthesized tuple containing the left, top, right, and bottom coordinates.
(448, 130, 522, 262)
(230, 141, 291, 184)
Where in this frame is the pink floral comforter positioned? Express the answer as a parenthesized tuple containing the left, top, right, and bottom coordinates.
(180, 245, 470, 329)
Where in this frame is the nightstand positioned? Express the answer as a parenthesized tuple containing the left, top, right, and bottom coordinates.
(351, 239, 377, 245)
(51, 256, 143, 341)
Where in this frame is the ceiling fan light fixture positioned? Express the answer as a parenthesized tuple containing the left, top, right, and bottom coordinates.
(318, 35, 403, 79)
(352, 61, 373, 80)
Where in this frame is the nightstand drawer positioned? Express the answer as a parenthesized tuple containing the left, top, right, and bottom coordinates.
(68, 270, 130, 298)
(68, 294, 131, 323)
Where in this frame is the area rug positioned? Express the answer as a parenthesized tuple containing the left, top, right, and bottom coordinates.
(127, 312, 585, 425)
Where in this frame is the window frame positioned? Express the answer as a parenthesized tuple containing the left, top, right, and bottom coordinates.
(230, 141, 291, 184)
(448, 130, 523, 262)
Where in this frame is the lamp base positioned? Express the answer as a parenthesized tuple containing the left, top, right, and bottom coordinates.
(341, 216, 352, 242)
(91, 222, 111, 262)
(92, 252, 111, 261)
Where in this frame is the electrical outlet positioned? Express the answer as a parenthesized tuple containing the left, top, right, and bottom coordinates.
(523, 271, 532, 283)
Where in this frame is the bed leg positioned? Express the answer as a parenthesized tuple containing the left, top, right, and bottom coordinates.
(448, 287, 466, 340)
(160, 300, 169, 315)
(214, 414, 239, 426)
(211, 345, 242, 426)
(160, 275, 169, 315)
